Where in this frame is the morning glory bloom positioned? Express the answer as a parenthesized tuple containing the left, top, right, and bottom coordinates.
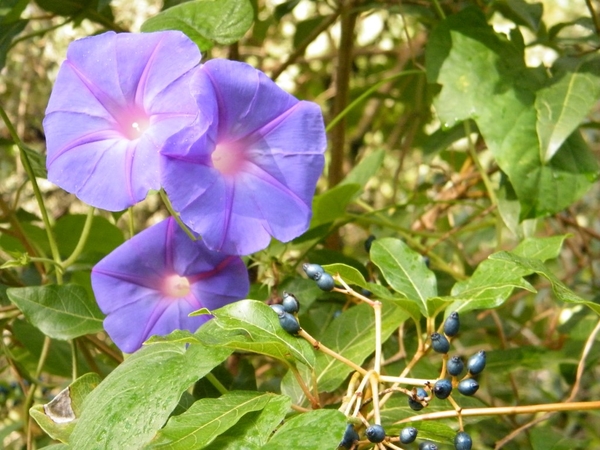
(44, 31, 202, 211)
(161, 59, 326, 255)
(91, 217, 249, 353)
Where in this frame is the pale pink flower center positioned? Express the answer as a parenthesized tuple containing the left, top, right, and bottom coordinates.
(211, 143, 246, 176)
(162, 274, 191, 298)
(118, 108, 150, 140)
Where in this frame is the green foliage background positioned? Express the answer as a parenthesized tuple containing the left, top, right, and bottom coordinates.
(2, 0, 600, 449)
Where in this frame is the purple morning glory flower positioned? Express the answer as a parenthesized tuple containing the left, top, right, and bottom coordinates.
(44, 31, 201, 211)
(161, 59, 326, 255)
(91, 217, 249, 353)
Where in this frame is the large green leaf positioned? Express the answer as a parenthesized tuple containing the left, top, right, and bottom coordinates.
(69, 342, 231, 449)
(196, 300, 315, 368)
(30, 373, 101, 443)
(535, 57, 600, 162)
(340, 148, 385, 191)
(512, 235, 568, 261)
(427, 7, 598, 219)
(490, 252, 600, 315)
(149, 392, 283, 449)
(370, 238, 437, 316)
(7, 285, 104, 340)
(261, 409, 346, 450)
(310, 183, 360, 227)
(141, 0, 254, 51)
(204, 394, 290, 450)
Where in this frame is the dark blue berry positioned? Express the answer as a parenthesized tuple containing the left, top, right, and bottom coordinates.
(423, 255, 431, 268)
(315, 271, 335, 291)
(278, 312, 300, 335)
(270, 304, 286, 316)
(339, 423, 359, 449)
(364, 235, 376, 253)
(430, 333, 450, 354)
(281, 292, 299, 314)
(467, 350, 486, 375)
(419, 442, 438, 450)
(365, 424, 386, 443)
(361, 288, 373, 297)
(416, 387, 428, 400)
(433, 379, 452, 399)
(444, 311, 460, 337)
(454, 431, 473, 450)
(447, 356, 465, 377)
(457, 379, 479, 396)
(303, 263, 324, 280)
(399, 426, 418, 444)
(408, 396, 424, 411)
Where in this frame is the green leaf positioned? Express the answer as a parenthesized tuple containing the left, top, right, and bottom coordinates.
(149, 391, 282, 449)
(279, 277, 322, 312)
(427, 7, 598, 219)
(370, 238, 437, 316)
(490, 252, 600, 315)
(262, 409, 346, 450)
(30, 373, 101, 443)
(0, 19, 26, 70)
(512, 235, 568, 261)
(444, 257, 535, 313)
(340, 148, 385, 191)
(310, 183, 360, 227)
(204, 394, 290, 450)
(493, 0, 543, 32)
(535, 58, 600, 161)
(313, 301, 407, 392)
(141, 0, 254, 51)
(69, 342, 231, 449)
(7, 285, 104, 340)
(196, 300, 315, 368)
(322, 263, 368, 288)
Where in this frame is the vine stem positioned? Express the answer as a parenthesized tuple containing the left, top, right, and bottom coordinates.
(62, 206, 95, 269)
(205, 372, 228, 396)
(0, 105, 63, 283)
(159, 190, 197, 241)
(25, 336, 52, 449)
(289, 365, 320, 409)
(298, 329, 367, 376)
(396, 401, 600, 423)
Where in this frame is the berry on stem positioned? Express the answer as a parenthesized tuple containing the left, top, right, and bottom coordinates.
(447, 356, 465, 377)
(419, 442, 438, 450)
(365, 424, 386, 443)
(467, 350, 486, 375)
(364, 235, 376, 253)
(314, 271, 335, 291)
(400, 426, 418, 444)
(433, 379, 452, 399)
(430, 332, 450, 354)
(454, 431, 473, 450)
(302, 263, 324, 280)
(281, 292, 299, 314)
(444, 311, 460, 337)
(408, 396, 424, 411)
(339, 423, 359, 449)
(457, 379, 479, 396)
(278, 312, 300, 335)
(270, 304, 286, 316)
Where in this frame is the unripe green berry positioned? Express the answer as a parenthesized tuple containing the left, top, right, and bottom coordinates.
(430, 332, 450, 354)
(447, 356, 465, 376)
(399, 426, 418, 444)
(278, 312, 300, 335)
(454, 431, 473, 450)
(365, 424, 386, 443)
(281, 292, 299, 314)
(467, 350, 486, 375)
(457, 379, 479, 396)
(433, 378, 452, 399)
(444, 311, 460, 337)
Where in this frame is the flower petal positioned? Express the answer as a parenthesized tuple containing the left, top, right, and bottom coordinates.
(91, 217, 249, 352)
(44, 31, 201, 211)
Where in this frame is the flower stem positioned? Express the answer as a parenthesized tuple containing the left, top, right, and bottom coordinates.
(63, 206, 95, 269)
(159, 190, 197, 241)
(0, 104, 62, 284)
(298, 329, 367, 376)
